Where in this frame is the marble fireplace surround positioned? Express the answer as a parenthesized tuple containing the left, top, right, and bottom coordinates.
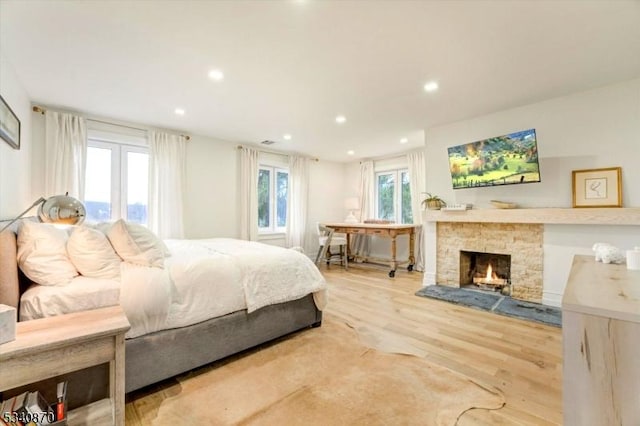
(422, 208, 640, 305)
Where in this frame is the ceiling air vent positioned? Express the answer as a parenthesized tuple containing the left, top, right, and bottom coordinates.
(261, 140, 276, 145)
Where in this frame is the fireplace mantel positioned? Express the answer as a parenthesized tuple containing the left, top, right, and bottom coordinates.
(422, 207, 640, 296)
(423, 207, 640, 226)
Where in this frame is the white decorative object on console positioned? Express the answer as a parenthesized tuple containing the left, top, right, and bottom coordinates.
(592, 242, 626, 264)
(627, 247, 640, 270)
(441, 203, 472, 211)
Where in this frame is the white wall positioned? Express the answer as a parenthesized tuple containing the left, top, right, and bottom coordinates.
(424, 78, 640, 305)
(306, 160, 349, 256)
(185, 141, 350, 253)
(0, 52, 32, 219)
(183, 135, 239, 239)
(184, 139, 349, 254)
(542, 225, 636, 306)
(343, 162, 360, 211)
(30, 112, 45, 200)
(426, 78, 640, 208)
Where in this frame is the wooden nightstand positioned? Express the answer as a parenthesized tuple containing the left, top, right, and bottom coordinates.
(0, 306, 130, 426)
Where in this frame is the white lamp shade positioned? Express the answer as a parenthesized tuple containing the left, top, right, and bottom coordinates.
(345, 197, 360, 210)
(344, 197, 360, 223)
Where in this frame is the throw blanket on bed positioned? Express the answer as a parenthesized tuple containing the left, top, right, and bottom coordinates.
(124, 238, 327, 337)
(21, 238, 327, 339)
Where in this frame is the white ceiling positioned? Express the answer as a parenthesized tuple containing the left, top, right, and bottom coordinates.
(1, 0, 639, 162)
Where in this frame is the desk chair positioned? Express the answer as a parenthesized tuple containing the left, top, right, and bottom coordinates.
(315, 224, 348, 270)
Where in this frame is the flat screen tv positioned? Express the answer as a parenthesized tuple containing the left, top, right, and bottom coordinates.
(447, 128, 541, 189)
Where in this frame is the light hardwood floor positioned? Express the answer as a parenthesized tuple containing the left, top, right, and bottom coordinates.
(126, 264, 562, 425)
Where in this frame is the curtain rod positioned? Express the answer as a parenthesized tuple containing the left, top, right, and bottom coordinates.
(359, 154, 404, 164)
(236, 145, 319, 162)
(32, 105, 191, 141)
(359, 148, 424, 164)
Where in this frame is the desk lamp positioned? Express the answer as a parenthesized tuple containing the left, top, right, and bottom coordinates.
(344, 197, 360, 223)
(0, 193, 86, 233)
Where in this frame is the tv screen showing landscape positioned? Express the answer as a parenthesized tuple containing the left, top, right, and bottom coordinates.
(447, 128, 541, 189)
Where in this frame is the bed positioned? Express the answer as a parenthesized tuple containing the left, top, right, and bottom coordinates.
(0, 220, 324, 402)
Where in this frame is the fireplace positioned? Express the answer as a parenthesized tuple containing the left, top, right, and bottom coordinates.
(425, 209, 640, 305)
(434, 222, 543, 303)
(460, 250, 511, 294)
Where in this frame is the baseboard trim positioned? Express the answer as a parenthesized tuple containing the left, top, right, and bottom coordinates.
(423, 272, 436, 286)
(542, 292, 562, 307)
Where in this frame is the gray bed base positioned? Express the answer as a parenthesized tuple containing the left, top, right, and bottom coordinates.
(126, 294, 321, 392)
(0, 228, 322, 403)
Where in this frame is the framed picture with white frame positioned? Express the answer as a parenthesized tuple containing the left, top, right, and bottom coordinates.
(572, 167, 622, 208)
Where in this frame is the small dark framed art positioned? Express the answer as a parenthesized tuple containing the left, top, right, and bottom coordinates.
(0, 94, 20, 150)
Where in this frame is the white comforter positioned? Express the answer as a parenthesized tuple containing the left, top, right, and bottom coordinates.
(21, 238, 327, 338)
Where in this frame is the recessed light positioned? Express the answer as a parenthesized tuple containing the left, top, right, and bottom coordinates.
(336, 115, 346, 124)
(208, 69, 224, 81)
(283, 134, 292, 140)
(423, 81, 439, 92)
(400, 138, 408, 144)
(347, 150, 355, 155)
(174, 108, 185, 115)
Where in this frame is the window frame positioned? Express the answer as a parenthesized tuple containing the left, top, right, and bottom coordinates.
(122, 145, 149, 223)
(374, 168, 412, 224)
(257, 164, 289, 234)
(85, 136, 149, 224)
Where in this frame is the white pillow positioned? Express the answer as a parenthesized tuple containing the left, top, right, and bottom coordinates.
(17, 221, 79, 286)
(94, 221, 113, 235)
(67, 226, 122, 279)
(106, 219, 168, 268)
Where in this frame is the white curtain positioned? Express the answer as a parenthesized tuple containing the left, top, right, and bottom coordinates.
(352, 160, 375, 256)
(148, 131, 186, 239)
(44, 111, 87, 199)
(239, 147, 259, 241)
(286, 156, 309, 250)
(407, 151, 426, 271)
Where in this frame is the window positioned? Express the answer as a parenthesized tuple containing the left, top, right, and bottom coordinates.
(375, 169, 413, 224)
(258, 165, 288, 233)
(85, 139, 149, 225)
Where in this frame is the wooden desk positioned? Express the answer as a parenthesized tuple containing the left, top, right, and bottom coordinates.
(322, 222, 418, 277)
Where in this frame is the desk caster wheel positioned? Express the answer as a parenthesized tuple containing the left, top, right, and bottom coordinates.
(407, 265, 414, 272)
(388, 270, 395, 278)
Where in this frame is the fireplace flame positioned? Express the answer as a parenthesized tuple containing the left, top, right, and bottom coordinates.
(471, 259, 507, 287)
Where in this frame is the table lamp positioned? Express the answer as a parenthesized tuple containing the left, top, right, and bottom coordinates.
(344, 197, 360, 223)
(0, 193, 86, 233)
